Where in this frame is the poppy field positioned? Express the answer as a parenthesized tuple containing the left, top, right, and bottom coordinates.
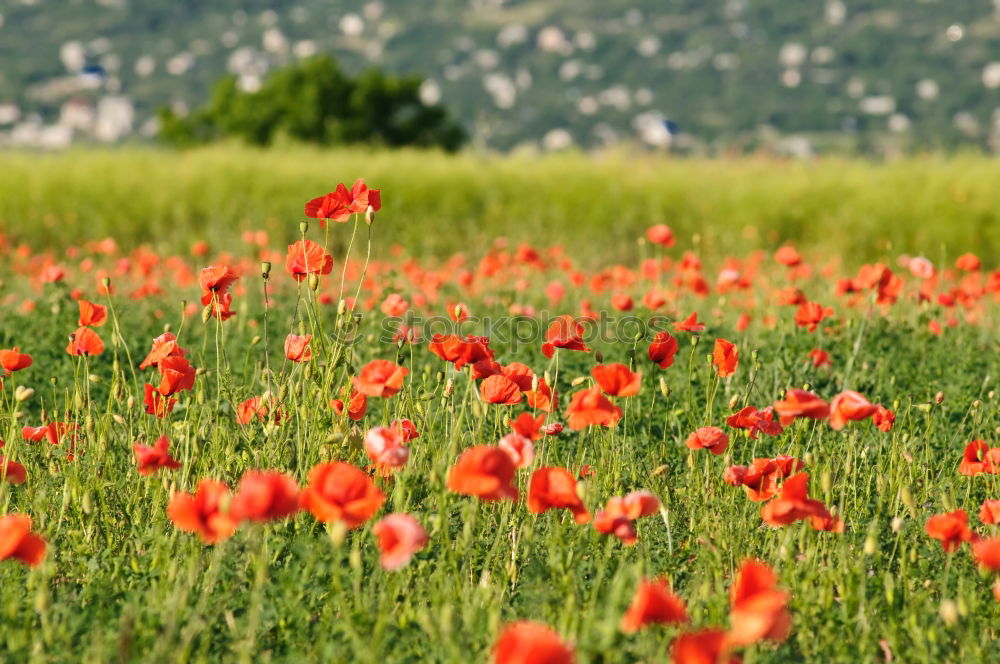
(0, 150, 999, 663)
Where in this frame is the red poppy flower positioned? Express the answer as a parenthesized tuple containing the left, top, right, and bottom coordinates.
(391, 418, 420, 442)
(352, 359, 408, 398)
(21, 422, 76, 446)
(725, 456, 802, 502)
(873, 405, 895, 432)
(0, 347, 32, 374)
(760, 473, 829, 526)
(167, 479, 238, 544)
(772, 389, 830, 426)
(199, 265, 239, 306)
(980, 500, 1000, 525)
(671, 629, 737, 664)
(806, 348, 830, 368)
(493, 621, 575, 664)
(725, 406, 783, 439)
(66, 326, 104, 356)
(925, 509, 973, 553)
(593, 491, 660, 545)
(646, 224, 675, 247)
(236, 396, 285, 425)
(512, 413, 546, 441)
(712, 338, 738, 378)
(230, 471, 300, 523)
(955, 252, 981, 271)
(446, 446, 519, 502)
(541, 315, 590, 358)
(428, 334, 494, 369)
(794, 301, 832, 332)
(133, 435, 181, 475)
(591, 363, 642, 397)
(673, 312, 705, 333)
(810, 511, 845, 533)
(141, 384, 176, 418)
(972, 538, 1000, 572)
(285, 239, 334, 281)
(648, 331, 680, 369)
(621, 578, 688, 632)
(77, 300, 107, 327)
(139, 332, 187, 370)
(299, 461, 386, 528)
(774, 246, 802, 267)
(525, 379, 557, 413)
(284, 334, 313, 362)
(685, 426, 729, 456)
(305, 179, 381, 225)
(372, 513, 428, 571)
(526, 467, 589, 524)
(498, 433, 535, 468)
(565, 386, 622, 430)
(330, 390, 367, 421)
(501, 362, 535, 391)
(364, 426, 410, 471)
(958, 440, 996, 476)
(727, 559, 791, 646)
(0, 514, 47, 567)
(157, 355, 196, 396)
(828, 390, 877, 430)
(481, 374, 523, 405)
(0, 449, 26, 485)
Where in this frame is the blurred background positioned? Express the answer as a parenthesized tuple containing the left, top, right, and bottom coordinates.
(1, 0, 999, 156)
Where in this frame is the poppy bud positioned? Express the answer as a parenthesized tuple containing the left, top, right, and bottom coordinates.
(299, 220, 309, 234)
(34, 590, 49, 613)
(891, 517, 904, 533)
(250, 335, 261, 346)
(863, 535, 877, 556)
(883, 572, 895, 604)
(14, 386, 34, 402)
(652, 464, 669, 477)
(82, 491, 94, 515)
(939, 599, 958, 626)
(900, 486, 916, 517)
(544, 371, 552, 386)
(261, 261, 272, 279)
(349, 544, 363, 571)
(201, 304, 213, 323)
(531, 375, 539, 392)
(690, 336, 699, 346)
(727, 394, 740, 410)
(444, 378, 455, 397)
(594, 350, 604, 364)
(126, 395, 135, 410)
(328, 520, 348, 547)
(101, 277, 111, 290)
(308, 273, 320, 292)
(435, 370, 445, 384)
(502, 414, 510, 428)
(570, 376, 587, 386)
(972, 399, 982, 409)
(112, 414, 125, 425)
(337, 299, 348, 316)
(659, 377, 669, 398)
(820, 469, 832, 495)
(365, 205, 375, 225)
(453, 304, 463, 320)
(750, 350, 759, 362)
(89, 374, 102, 384)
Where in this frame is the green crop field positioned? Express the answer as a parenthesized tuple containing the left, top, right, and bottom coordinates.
(0, 149, 998, 663)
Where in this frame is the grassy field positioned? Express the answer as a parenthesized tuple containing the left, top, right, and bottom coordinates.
(0, 150, 998, 663)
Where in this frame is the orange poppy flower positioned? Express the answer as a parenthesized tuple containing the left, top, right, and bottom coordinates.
(236, 396, 285, 425)
(828, 390, 877, 430)
(157, 355, 196, 396)
(924, 509, 973, 553)
(230, 471, 300, 523)
(143, 383, 176, 417)
(139, 332, 187, 370)
(958, 440, 996, 476)
(0, 514, 47, 567)
(481, 374, 523, 405)
(806, 348, 830, 368)
(66, 326, 104, 356)
(364, 426, 410, 471)
(527, 467, 589, 524)
(593, 491, 660, 545)
(565, 386, 622, 430)
(525, 379, 557, 412)
(725, 406, 783, 439)
(133, 435, 182, 475)
(446, 446, 519, 502)
(21, 421, 76, 446)
(330, 390, 368, 421)
(391, 418, 420, 442)
(980, 500, 1000, 525)
(0, 448, 26, 486)
(772, 389, 830, 426)
(726, 559, 791, 646)
(299, 461, 386, 528)
(198, 265, 239, 305)
(512, 413, 546, 441)
(725, 456, 802, 502)
(621, 578, 688, 632)
(646, 224, 675, 247)
(670, 629, 738, 664)
(0, 347, 32, 374)
(955, 252, 981, 271)
(428, 334, 494, 369)
(493, 621, 575, 664)
(972, 538, 1000, 572)
(591, 363, 642, 397)
(285, 239, 334, 281)
(352, 359, 408, 398)
(167, 479, 238, 544)
(541, 315, 590, 358)
(793, 301, 832, 332)
(685, 426, 729, 456)
(648, 331, 680, 369)
(498, 433, 535, 468)
(712, 339, 738, 377)
(673, 312, 705, 333)
(77, 300, 107, 327)
(305, 179, 381, 226)
(284, 334, 313, 362)
(501, 362, 535, 391)
(371, 513, 428, 571)
(872, 405, 895, 432)
(760, 473, 828, 526)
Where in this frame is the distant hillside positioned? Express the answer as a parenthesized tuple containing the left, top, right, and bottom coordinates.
(1, 0, 999, 153)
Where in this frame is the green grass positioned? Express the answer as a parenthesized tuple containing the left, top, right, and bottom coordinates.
(1, 147, 999, 265)
(0, 150, 998, 663)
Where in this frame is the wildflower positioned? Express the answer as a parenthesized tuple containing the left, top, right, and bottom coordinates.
(480, 375, 523, 405)
(353, 360, 408, 398)
(284, 334, 313, 362)
(299, 462, 386, 528)
(828, 390, 877, 430)
(498, 433, 534, 468)
(0, 347, 32, 374)
(727, 559, 791, 646)
(685, 426, 729, 456)
(621, 578, 688, 632)
(364, 426, 410, 471)
(673, 312, 705, 333)
(493, 622, 575, 664)
(526, 467, 589, 524)
(712, 339, 738, 377)
(447, 446, 519, 502)
(132, 435, 182, 475)
(285, 239, 333, 281)
(541, 315, 590, 358)
(372, 514, 428, 570)
(77, 300, 107, 327)
(167, 479, 238, 544)
(760, 473, 828, 526)
(646, 224, 675, 247)
(66, 326, 104, 356)
(924, 509, 973, 552)
(0, 514, 46, 567)
(648, 331, 680, 369)
(565, 386, 622, 430)
(772, 389, 830, 426)
(591, 363, 642, 397)
(230, 471, 300, 522)
(873, 405, 895, 432)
